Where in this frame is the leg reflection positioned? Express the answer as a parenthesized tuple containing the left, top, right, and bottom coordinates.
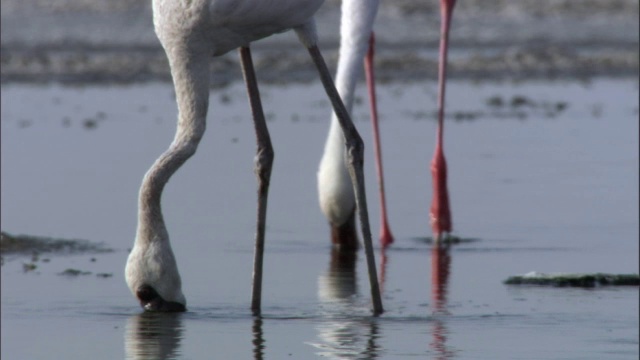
(430, 244, 455, 359)
(125, 312, 183, 360)
(431, 244, 451, 315)
(312, 248, 381, 359)
(252, 317, 265, 360)
(319, 248, 358, 301)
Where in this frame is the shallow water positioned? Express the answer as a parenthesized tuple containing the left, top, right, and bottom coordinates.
(1, 79, 638, 359)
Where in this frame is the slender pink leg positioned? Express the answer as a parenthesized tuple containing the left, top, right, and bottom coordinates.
(430, 0, 456, 241)
(364, 32, 395, 248)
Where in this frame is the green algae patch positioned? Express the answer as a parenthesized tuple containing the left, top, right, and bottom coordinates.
(504, 272, 640, 287)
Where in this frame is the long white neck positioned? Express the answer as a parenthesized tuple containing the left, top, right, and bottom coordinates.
(318, 0, 379, 226)
(136, 48, 211, 245)
(126, 45, 209, 306)
(333, 0, 379, 115)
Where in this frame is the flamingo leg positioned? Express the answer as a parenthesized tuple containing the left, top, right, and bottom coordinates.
(364, 32, 394, 248)
(307, 44, 384, 315)
(430, 0, 456, 241)
(239, 46, 274, 316)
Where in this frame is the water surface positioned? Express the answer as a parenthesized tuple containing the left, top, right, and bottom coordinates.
(1, 79, 638, 359)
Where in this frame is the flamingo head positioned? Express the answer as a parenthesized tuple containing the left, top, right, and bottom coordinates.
(135, 284, 186, 312)
(125, 238, 187, 312)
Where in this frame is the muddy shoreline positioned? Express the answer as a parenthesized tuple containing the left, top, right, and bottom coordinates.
(1, 0, 638, 84)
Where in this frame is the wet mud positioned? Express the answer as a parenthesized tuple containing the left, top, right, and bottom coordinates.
(504, 272, 640, 287)
(0, 231, 112, 255)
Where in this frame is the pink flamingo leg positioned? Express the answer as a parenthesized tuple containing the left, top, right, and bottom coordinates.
(365, 32, 395, 248)
(430, 0, 456, 240)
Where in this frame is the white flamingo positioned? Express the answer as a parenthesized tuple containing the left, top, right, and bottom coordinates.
(125, 0, 383, 315)
(319, 0, 457, 246)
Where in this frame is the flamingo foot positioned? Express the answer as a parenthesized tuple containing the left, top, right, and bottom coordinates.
(380, 222, 394, 248)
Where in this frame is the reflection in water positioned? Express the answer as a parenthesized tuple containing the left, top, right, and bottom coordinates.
(431, 244, 451, 315)
(252, 317, 265, 360)
(125, 312, 183, 360)
(313, 248, 381, 359)
(430, 244, 455, 359)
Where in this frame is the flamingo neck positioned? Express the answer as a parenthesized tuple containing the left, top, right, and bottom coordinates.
(323, 0, 380, 163)
(318, 0, 380, 229)
(136, 50, 210, 245)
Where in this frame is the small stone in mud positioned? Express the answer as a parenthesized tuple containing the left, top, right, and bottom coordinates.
(409, 110, 430, 120)
(555, 102, 568, 112)
(453, 111, 481, 121)
(90, 257, 96, 262)
(59, 268, 92, 277)
(42, 258, 50, 263)
(486, 96, 504, 107)
(96, 273, 113, 278)
(219, 93, 231, 104)
(511, 95, 532, 108)
(83, 118, 97, 129)
(18, 119, 32, 128)
(414, 236, 480, 245)
(591, 104, 603, 118)
(23, 263, 37, 272)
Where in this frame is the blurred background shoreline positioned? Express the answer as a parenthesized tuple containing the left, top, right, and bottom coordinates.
(1, 0, 638, 85)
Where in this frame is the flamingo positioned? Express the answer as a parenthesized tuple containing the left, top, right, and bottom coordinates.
(320, 0, 457, 246)
(318, 0, 395, 249)
(125, 0, 383, 315)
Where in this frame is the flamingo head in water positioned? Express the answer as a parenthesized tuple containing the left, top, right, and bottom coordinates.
(125, 237, 187, 312)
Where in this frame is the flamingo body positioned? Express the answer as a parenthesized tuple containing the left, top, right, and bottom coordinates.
(152, 0, 323, 56)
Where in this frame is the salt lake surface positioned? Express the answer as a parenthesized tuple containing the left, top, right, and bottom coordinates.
(1, 79, 638, 359)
